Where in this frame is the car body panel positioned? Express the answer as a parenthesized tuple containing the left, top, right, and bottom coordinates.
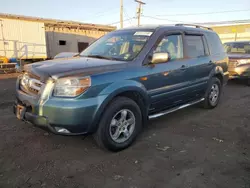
(184, 57, 213, 98)
(224, 41, 250, 79)
(54, 52, 79, 59)
(24, 57, 128, 81)
(141, 59, 191, 112)
(227, 54, 250, 79)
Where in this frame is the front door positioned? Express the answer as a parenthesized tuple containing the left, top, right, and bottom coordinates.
(139, 33, 191, 113)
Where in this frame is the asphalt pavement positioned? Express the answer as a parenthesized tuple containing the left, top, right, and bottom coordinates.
(0, 77, 249, 188)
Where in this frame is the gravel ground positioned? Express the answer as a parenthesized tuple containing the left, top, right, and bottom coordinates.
(0, 77, 249, 188)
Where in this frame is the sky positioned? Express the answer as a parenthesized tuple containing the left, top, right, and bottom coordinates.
(0, 0, 250, 28)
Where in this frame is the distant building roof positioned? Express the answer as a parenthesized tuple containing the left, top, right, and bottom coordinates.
(119, 24, 214, 33)
(194, 20, 250, 27)
(0, 13, 116, 32)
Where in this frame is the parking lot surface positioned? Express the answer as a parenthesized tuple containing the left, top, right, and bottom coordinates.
(0, 77, 249, 188)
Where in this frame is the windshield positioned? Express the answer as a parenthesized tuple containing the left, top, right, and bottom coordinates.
(224, 42, 250, 54)
(80, 30, 154, 61)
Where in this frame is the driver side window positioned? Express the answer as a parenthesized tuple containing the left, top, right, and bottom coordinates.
(154, 34, 183, 60)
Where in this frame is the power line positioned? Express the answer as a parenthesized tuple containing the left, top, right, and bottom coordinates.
(194, 19, 250, 25)
(141, 15, 185, 23)
(85, 8, 118, 18)
(124, 8, 133, 25)
(108, 17, 135, 25)
(156, 9, 250, 17)
(142, 15, 250, 25)
(83, 2, 134, 21)
(83, 11, 120, 23)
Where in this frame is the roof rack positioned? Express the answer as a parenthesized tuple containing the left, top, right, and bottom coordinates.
(175, 24, 213, 31)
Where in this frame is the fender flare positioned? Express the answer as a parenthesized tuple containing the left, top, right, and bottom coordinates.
(88, 80, 150, 132)
(209, 66, 224, 81)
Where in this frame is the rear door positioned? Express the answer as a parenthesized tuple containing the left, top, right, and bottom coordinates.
(183, 33, 214, 99)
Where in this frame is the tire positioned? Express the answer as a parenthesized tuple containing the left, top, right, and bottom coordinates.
(93, 97, 142, 152)
(202, 77, 222, 109)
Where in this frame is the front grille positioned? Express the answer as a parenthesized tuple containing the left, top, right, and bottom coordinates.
(19, 73, 44, 95)
(27, 72, 41, 80)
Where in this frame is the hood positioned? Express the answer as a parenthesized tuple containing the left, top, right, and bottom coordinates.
(24, 57, 127, 80)
(228, 53, 250, 59)
(54, 52, 79, 59)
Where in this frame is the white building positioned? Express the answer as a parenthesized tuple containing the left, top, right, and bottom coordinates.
(0, 14, 116, 60)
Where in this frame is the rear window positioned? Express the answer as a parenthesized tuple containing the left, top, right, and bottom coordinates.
(206, 32, 224, 55)
(185, 35, 205, 58)
(224, 42, 250, 54)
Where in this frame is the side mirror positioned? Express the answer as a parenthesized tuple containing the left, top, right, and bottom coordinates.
(151, 53, 169, 64)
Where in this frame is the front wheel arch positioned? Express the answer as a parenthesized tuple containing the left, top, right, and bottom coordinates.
(208, 65, 225, 85)
(89, 88, 149, 133)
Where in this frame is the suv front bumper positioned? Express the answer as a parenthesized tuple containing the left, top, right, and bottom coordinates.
(15, 80, 107, 135)
(13, 103, 58, 134)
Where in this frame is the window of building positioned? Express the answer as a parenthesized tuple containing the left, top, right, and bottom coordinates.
(59, 40, 66, 45)
(154, 34, 183, 60)
(78, 42, 89, 52)
(185, 35, 205, 58)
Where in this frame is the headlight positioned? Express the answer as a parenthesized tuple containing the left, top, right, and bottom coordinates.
(53, 76, 91, 97)
(237, 59, 250, 66)
(20, 73, 29, 86)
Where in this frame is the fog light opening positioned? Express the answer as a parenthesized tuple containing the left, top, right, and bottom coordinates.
(55, 127, 71, 134)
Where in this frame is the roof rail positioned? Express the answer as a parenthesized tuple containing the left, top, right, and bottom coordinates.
(175, 24, 213, 31)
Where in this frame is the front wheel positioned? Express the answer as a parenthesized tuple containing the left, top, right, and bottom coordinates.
(93, 97, 142, 151)
(202, 77, 222, 109)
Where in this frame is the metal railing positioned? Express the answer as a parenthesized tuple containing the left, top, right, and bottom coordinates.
(0, 39, 47, 60)
(0, 40, 47, 72)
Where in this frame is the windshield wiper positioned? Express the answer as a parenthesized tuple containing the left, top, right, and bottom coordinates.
(83, 55, 121, 61)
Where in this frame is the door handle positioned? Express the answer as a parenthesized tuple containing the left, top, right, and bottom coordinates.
(208, 61, 213, 65)
(179, 65, 188, 70)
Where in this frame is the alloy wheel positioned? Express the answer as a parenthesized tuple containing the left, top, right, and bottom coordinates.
(109, 109, 136, 143)
(209, 84, 220, 105)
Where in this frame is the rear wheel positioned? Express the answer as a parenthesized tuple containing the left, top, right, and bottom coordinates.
(202, 77, 222, 109)
(93, 97, 142, 151)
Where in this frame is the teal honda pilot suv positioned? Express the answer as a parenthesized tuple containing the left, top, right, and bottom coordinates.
(14, 24, 229, 151)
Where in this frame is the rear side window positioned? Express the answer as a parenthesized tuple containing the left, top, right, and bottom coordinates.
(206, 32, 224, 55)
(185, 35, 205, 58)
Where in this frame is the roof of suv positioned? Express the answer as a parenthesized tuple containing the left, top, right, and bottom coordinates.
(118, 24, 215, 33)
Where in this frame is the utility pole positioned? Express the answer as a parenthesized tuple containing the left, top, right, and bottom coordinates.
(135, 0, 145, 26)
(120, 0, 123, 28)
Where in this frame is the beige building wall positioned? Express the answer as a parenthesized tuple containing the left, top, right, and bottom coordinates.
(0, 18, 47, 59)
(212, 24, 250, 43)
